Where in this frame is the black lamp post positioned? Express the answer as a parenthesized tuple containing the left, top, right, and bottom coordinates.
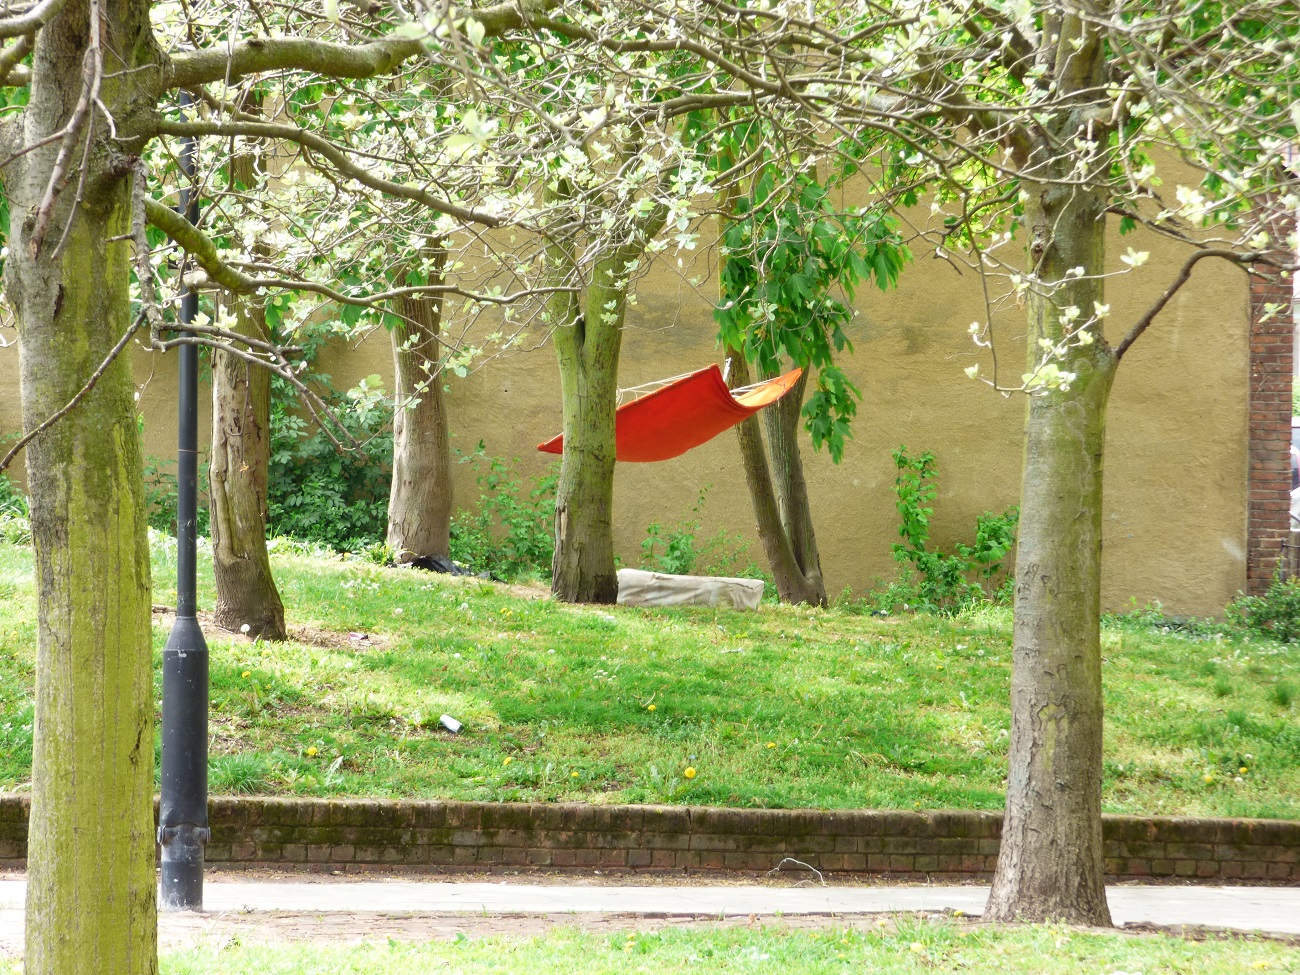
(158, 89, 210, 912)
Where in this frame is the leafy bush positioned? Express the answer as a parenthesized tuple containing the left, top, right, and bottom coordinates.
(449, 445, 557, 579)
(0, 469, 24, 518)
(268, 397, 392, 552)
(0, 461, 29, 545)
(1226, 573, 1300, 643)
(142, 455, 211, 537)
(872, 446, 1018, 615)
(640, 485, 771, 584)
(267, 318, 394, 553)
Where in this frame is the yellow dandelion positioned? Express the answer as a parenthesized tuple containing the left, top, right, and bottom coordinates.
(683, 766, 697, 779)
(1204, 774, 1214, 783)
(647, 704, 656, 711)
(306, 746, 318, 757)
(241, 670, 251, 679)
(571, 771, 579, 778)
(909, 942, 925, 953)
(766, 742, 776, 749)
(503, 757, 513, 766)
(1240, 766, 1249, 774)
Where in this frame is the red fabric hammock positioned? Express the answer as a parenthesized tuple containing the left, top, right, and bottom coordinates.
(537, 364, 803, 463)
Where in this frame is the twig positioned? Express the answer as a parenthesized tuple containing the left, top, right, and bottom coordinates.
(27, 0, 101, 257)
(766, 857, 826, 886)
(130, 160, 167, 344)
(0, 311, 144, 473)
(1114, 247, 1263, 361)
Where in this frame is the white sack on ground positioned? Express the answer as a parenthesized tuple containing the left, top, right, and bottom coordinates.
(616, 568, 764, 611)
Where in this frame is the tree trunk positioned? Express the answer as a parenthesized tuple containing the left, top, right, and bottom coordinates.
(985, 183, 1115, 926)
(210, 299, 286, 640)
(7, 3, 160, 970)
(387, 250, 453, 563)
(550, 253, 624, 604)
(725, 349, 826, 605)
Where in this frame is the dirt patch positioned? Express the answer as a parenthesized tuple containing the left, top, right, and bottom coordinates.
(151, 607, 387, 651)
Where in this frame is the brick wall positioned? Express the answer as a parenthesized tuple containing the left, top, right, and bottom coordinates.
(1247, 206, 1297, 594)
(2, 796, 1296, 882)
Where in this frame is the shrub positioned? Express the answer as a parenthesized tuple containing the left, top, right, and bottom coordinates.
(142, 455, 210, 537)
(1226, 572, 1300, 643)
(0, 453, 31, 545)
(267, 321, 394, 553)
(872, 446, 1018, 615)
(267, 398, 392, 552)
(449, 445, 557, 579)
(0, 469, 25, 518)
(639, 485, 772, 587)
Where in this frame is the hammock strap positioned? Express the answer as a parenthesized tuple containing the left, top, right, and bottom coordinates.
(617, 370, 769, 404)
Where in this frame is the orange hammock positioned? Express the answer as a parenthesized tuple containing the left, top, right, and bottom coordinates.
(537, 364, 803, 463)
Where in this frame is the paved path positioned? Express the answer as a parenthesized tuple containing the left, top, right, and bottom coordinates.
(2, 878, 1299, 950)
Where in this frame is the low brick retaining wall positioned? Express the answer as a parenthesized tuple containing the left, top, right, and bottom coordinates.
(1, 795, 1296, 882)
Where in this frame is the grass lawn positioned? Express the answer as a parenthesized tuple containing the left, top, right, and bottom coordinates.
(3, 923, 1287, 975)
(0, 535, 1297, 818)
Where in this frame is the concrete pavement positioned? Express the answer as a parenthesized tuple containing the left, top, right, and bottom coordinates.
(1, 878, 1298, 947)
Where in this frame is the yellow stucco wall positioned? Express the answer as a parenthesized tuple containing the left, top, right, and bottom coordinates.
(0, 216, 1251, 616)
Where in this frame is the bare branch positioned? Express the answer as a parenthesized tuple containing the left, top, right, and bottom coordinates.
(1114, 248, 1265, 361)
(0, 312, 142, 473)
(154, 117, 505, 228)
(0, 0, 69, 40)
(144, 196, 573, 310)
(0, 34, 33, 86)
(164, 0, 558, 88)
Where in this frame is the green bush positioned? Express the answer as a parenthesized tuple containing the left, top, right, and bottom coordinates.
(871, 446, 1018, 615)
(142, 455, 210, 536)
(639, 485, 772, 588)
(0, 459, 29, 545)
(0, 474, 23, 518)
(266, 321, 394, 553)
(267, 398, 392, 552)
(1227, 573, 1300, 643)
(0, 435, 30, 545)
(449, 445, 557, 579)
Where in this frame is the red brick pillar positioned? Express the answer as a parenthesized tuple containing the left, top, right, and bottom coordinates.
(1246, 213, 1297, 594)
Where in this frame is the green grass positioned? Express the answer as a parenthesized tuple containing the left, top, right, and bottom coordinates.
(102, 923, 1300, 975)
(1, 535, 1299, 817)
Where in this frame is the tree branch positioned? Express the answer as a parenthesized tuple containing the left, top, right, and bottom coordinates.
(153, 117, 504, 227)
(0, 0, 69, 40)
(0, 312, 143, 473)
(1114, 248, 1263, 361)
(0, 34, 32, 86)
(144, 196, 571, 311)
(164, 0, 558, 88)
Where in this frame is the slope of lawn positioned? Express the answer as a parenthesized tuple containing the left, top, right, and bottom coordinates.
(1, 535, 1297, 818)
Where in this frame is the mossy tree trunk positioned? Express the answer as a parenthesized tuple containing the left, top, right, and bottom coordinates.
(387, 248, 453, 563)
(725, 350, 826, 605)
(209, 91, 284, 639)
(5, 1, 161, 971)
(984, 180, 1115, 927)
(210, 299, 286, 639)
(549, 247, 628, 604)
